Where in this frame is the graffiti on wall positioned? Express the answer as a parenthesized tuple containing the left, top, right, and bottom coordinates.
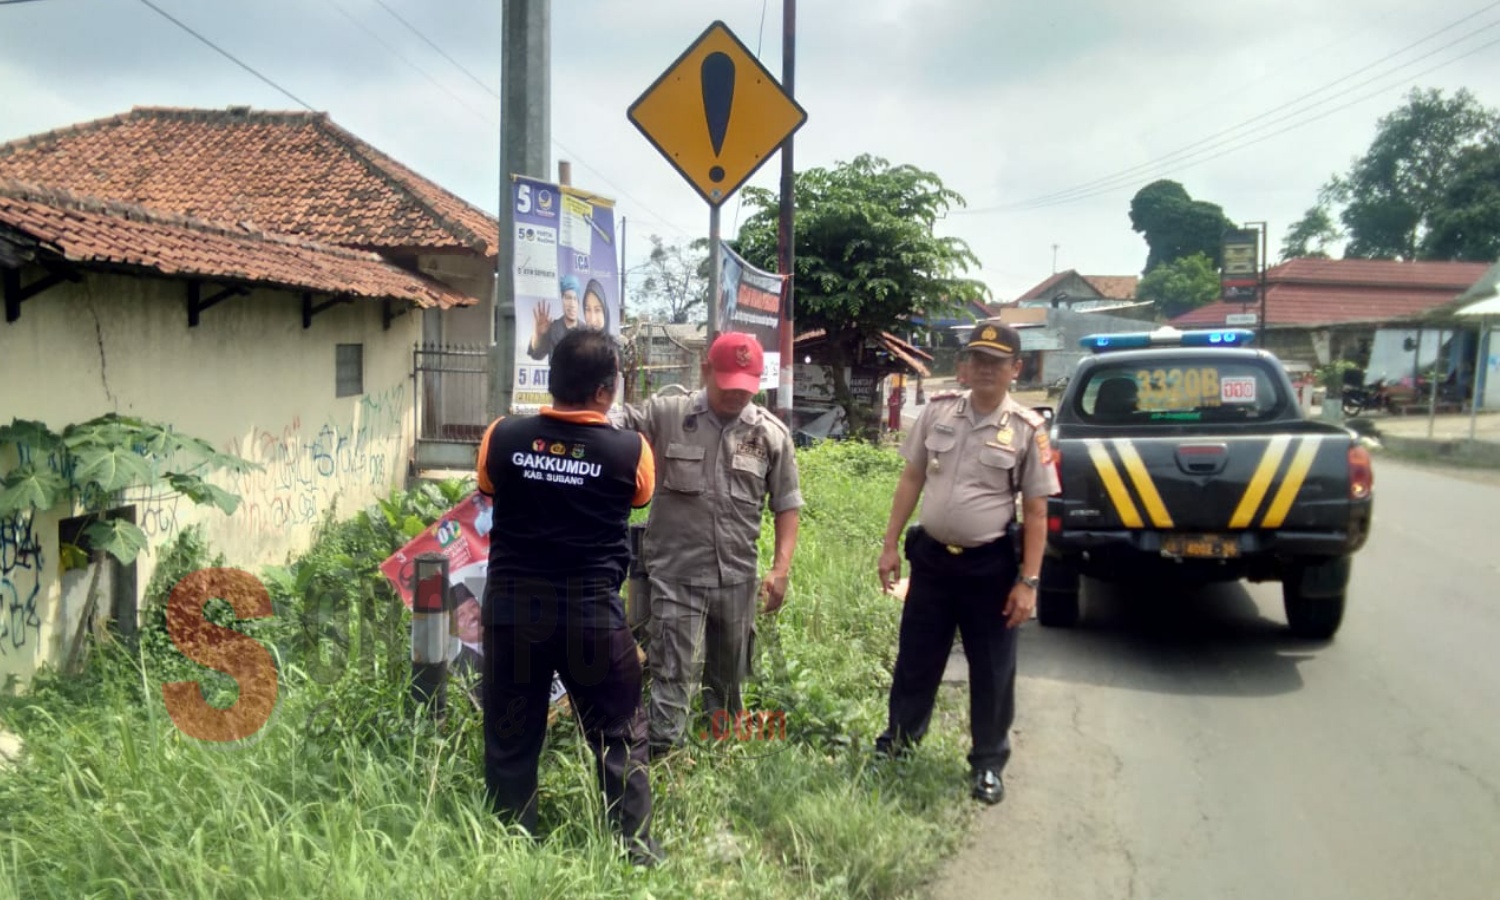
(0, 512, 44, 655)
(224, 384, 407, 536)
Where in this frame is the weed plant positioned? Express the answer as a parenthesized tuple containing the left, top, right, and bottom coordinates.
(0, 444, 975, 899)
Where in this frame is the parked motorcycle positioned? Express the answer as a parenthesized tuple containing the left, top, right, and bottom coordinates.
(1341, 379, 1392, 417)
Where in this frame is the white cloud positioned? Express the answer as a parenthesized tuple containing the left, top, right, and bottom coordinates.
(2, 0, 1497, 303)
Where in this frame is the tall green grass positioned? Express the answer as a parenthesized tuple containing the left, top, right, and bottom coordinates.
(0, 441, 975, 899)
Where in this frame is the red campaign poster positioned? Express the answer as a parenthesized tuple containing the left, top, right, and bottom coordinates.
(380, 492, 566, 704)
(379, 491, 493, 609)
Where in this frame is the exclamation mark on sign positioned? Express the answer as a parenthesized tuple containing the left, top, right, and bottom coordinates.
(700, 51, 735, 185)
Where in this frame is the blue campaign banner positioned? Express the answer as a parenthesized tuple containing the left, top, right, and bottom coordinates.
(717, 243, 784, 391)
(510, 175, 619, 410)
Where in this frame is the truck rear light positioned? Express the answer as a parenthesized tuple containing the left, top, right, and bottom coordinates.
(1348, 444, 1373, 500)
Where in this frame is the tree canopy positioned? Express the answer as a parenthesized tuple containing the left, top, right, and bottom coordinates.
(733, 154, 987, 435)
(1128, 180, 1236, 273)
(630, 235, 709, 324)
(1135, 252, 1221, 319)
(1287, 87, 1500, 261)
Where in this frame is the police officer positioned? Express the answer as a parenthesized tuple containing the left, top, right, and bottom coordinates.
(875, 323, 1060, 805)
(615, 332, 803, 757)
(476, 327, 662, 865)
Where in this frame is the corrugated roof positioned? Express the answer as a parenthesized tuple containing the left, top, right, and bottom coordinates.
(0, 106, 498, 257)
(0, 179, 473, 309)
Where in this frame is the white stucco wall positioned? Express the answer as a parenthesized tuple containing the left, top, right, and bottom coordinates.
(0, 268, 421, 683)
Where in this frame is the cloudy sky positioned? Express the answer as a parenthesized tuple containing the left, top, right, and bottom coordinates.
(3, 0, 1499, 301)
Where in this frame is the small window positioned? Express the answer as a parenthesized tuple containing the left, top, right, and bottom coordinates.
(336, 344, 364, 397)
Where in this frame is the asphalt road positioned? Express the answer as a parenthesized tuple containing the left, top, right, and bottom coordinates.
(927, 457, 1500, 900)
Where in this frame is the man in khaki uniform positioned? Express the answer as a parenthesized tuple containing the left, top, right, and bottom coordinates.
(615, 332, 802, 756)
(875, 323, 1060, 805)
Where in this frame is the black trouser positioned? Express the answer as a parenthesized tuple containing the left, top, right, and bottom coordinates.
(482, 617, 653, 843)
(880, 526, 1020, 773)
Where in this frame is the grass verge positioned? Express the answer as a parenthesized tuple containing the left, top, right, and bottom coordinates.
(0, 441, 975, 899)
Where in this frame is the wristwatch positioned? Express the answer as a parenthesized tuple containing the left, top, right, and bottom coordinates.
(1017, 574, 1040, 590)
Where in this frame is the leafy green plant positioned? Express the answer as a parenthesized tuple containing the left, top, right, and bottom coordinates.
(0, 415, 253, 674)
(0, 415, 251, 565)
(0, 449, 980, 898)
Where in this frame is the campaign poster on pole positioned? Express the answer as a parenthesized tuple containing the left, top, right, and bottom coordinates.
(510, 175, 620, 411)
(717, 243, 784, 391)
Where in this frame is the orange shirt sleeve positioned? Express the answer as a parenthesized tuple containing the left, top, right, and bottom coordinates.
(632, 432, 656, 508)
(475, 418, 503, 495)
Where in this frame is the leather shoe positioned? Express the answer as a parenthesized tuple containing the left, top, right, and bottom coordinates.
(626, 836, 665, 868)
(971, 769, 1005, 805)
(874, 734, 912, 761)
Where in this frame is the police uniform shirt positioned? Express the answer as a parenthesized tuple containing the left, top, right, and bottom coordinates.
(619, 391, 803, 586)
(901, 392, 1061, 548)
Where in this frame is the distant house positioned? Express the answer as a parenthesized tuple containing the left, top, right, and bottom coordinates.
(0, 106, 494, 683)
(1012, 270, 1146, 314)
(1170, 258, 1492, 370)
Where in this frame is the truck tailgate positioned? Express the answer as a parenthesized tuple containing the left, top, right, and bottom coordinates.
(1062, 430, 1352, 533)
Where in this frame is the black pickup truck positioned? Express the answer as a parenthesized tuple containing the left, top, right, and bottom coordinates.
(1039, 328, 1374, 639)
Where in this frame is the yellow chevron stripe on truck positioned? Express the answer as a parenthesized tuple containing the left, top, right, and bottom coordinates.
(1084, 439, 1145, 528)
(1229, 435, 1293, 528)
(1260, 436, 1324, 528)
(1112, 439, 1175, 528)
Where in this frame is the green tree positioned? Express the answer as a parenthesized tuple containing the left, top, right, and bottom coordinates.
(1280, 200, 1342, 261)
(1318, 87, 1500, 259)
(1421, 141, 1500, 261)
(1136, 252, 1221, 319)
(733, 154, 987, 438)
(630, 235, 709, 324)
(1128, 180, 1236, 273)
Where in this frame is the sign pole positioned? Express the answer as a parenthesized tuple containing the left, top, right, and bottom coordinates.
(708, 204, 722, 339)
(776, 0, 797, 420)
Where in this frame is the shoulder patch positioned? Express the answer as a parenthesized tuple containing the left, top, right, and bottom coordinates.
(1015, 406, 1047, 428)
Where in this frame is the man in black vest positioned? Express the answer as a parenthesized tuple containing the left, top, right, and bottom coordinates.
(476, 328, 662, 865)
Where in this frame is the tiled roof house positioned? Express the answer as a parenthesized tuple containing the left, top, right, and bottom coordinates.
(0, 107, 500, 684)
(0, 106, 497, 258)
(1171, 258, 1491, 329)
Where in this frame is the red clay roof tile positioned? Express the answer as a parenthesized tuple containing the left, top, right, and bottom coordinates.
(1170, 258, 1491, 328)
(0, 107, 498, 257)
(0, 179, 472, 309)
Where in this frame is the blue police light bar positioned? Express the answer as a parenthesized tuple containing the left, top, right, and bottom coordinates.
(1080, 326, 1256, 352)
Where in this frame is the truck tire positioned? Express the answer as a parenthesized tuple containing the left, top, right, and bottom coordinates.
(1282, 556, 1351, 639)
(1038, 561, 1081, 628)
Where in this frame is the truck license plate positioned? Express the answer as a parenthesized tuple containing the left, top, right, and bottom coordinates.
(1161, 534, 1240, 559)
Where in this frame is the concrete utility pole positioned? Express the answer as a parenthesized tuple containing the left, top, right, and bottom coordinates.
(489, 0, 551, 420)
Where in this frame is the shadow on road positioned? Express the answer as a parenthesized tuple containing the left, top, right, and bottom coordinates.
(1022, 577, 1324, 698)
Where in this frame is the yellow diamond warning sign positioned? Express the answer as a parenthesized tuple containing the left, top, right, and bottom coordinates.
(628, 21, 808, 206)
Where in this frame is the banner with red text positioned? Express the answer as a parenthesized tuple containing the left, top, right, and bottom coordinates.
(717, 244, 784, 390)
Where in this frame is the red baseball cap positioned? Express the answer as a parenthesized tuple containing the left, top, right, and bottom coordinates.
(706, 332, 764, 393)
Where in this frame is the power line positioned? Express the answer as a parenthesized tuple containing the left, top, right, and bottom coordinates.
(369, 0, 497, 97)
(320, 0, 497, 124)
(954, 0, 1500, 214)
(134, 0, 315, 111)
(998, 31, 1500, 214)
(362, 0, 696, 240)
